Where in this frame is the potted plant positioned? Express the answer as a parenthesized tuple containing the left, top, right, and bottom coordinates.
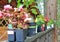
(15, 9, 29, 42)
(44, 17, 54, 30)
(2, 5, 15, 42)
(27, 6, 40, 36)
(47, 19, 54, 29)
(35, 15, 45, 32)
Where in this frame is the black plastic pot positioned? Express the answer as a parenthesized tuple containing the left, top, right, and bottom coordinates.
(28, 22, 36, 26)
(27, 22, 36, 36)
(27, 28, 36, 36)
(37, 25, 42, 32)
(44, 23, 47, 31)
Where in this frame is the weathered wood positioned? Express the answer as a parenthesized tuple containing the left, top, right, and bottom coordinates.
(25, 28, 54, 42)
(0, 27, 8, 41)
(44, 0, 57, 19)
(44, 0, 57, 42)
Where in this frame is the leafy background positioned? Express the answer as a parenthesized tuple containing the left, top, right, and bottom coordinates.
(57, 0, 60, 28)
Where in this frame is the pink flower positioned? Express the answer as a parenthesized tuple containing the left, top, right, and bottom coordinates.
(44, 17, 49, 22)
(6, 13, 11, 17)
(14, 8, 18, 12)
(0, 11, 3, 18)
(24, 12, 28, 18)
(4, 5, 12, 11)
(19, 7, 24, 12)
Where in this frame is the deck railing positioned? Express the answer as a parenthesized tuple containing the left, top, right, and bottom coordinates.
(25, 28, 55, 42)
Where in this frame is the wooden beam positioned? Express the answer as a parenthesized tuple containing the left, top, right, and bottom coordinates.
(44, 0, 57, 42)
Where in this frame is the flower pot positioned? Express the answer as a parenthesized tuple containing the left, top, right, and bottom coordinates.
(15, 29, 27, 42)
(27, 22, 36, 36)
(7, 29, 15, 42)
(37, 25, 42, 32)
(27, 28, 36, 36)
(28, 22, 36, 26)
(44, 24, 47, 31)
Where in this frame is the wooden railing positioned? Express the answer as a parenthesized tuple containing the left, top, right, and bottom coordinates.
(0, 27, 8, 41)
(25, 28, 55, 42)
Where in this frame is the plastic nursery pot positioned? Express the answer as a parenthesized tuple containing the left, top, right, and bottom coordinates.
(37, 25, 42, 32)
(44, 23, 47, 31)
(27, 28, 36, 37)
(28, 22, 36, 26)
(7, 29, 15, 42)
(27, 22, 36, 36)
(15, 29, 27, 42)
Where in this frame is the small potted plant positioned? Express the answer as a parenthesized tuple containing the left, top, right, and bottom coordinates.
(35, 14, 45, 32)
(3, 5, 15, 42)
(47, 19, 54, 29)
(27, 6, 41, 36)
(15, 8, 29, 42)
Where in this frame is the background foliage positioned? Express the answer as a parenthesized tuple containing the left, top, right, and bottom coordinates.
(57, 0, 60, 28)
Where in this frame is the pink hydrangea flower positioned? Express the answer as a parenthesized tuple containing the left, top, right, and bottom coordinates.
(4, 5, 12, 11)
(6, 13, 11, 17)
(0, 11, 3, 18)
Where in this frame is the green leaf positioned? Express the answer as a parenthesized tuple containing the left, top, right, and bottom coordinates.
(8, 0, 12, 3)
(35, 15, 45, 25)
(31, 9, 37, 15)
(17, 3, 22, 8)
(36, 20, 45, 25)
(17, 0, 23, 8)
(47, 20, 54, 26)
(28, 0, 34, 4)
(23, 0, 35, 7)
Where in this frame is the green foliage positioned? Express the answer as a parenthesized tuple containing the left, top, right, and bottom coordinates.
(28, 0, 35, 4)
(47, 19, 54, 26)
(35, 15, 45, 25)
(56, 20, 60, 27)
(8, 0, 12, 3)
(17, 0, 22, 8)
(24, 0, 35, 7)
(17, 0, 35, 8)
(31, 9, 37, 15)
(57, 0, 60, 28)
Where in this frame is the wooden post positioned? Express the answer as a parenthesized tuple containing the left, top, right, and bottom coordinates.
(44, 0, 57, 42)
